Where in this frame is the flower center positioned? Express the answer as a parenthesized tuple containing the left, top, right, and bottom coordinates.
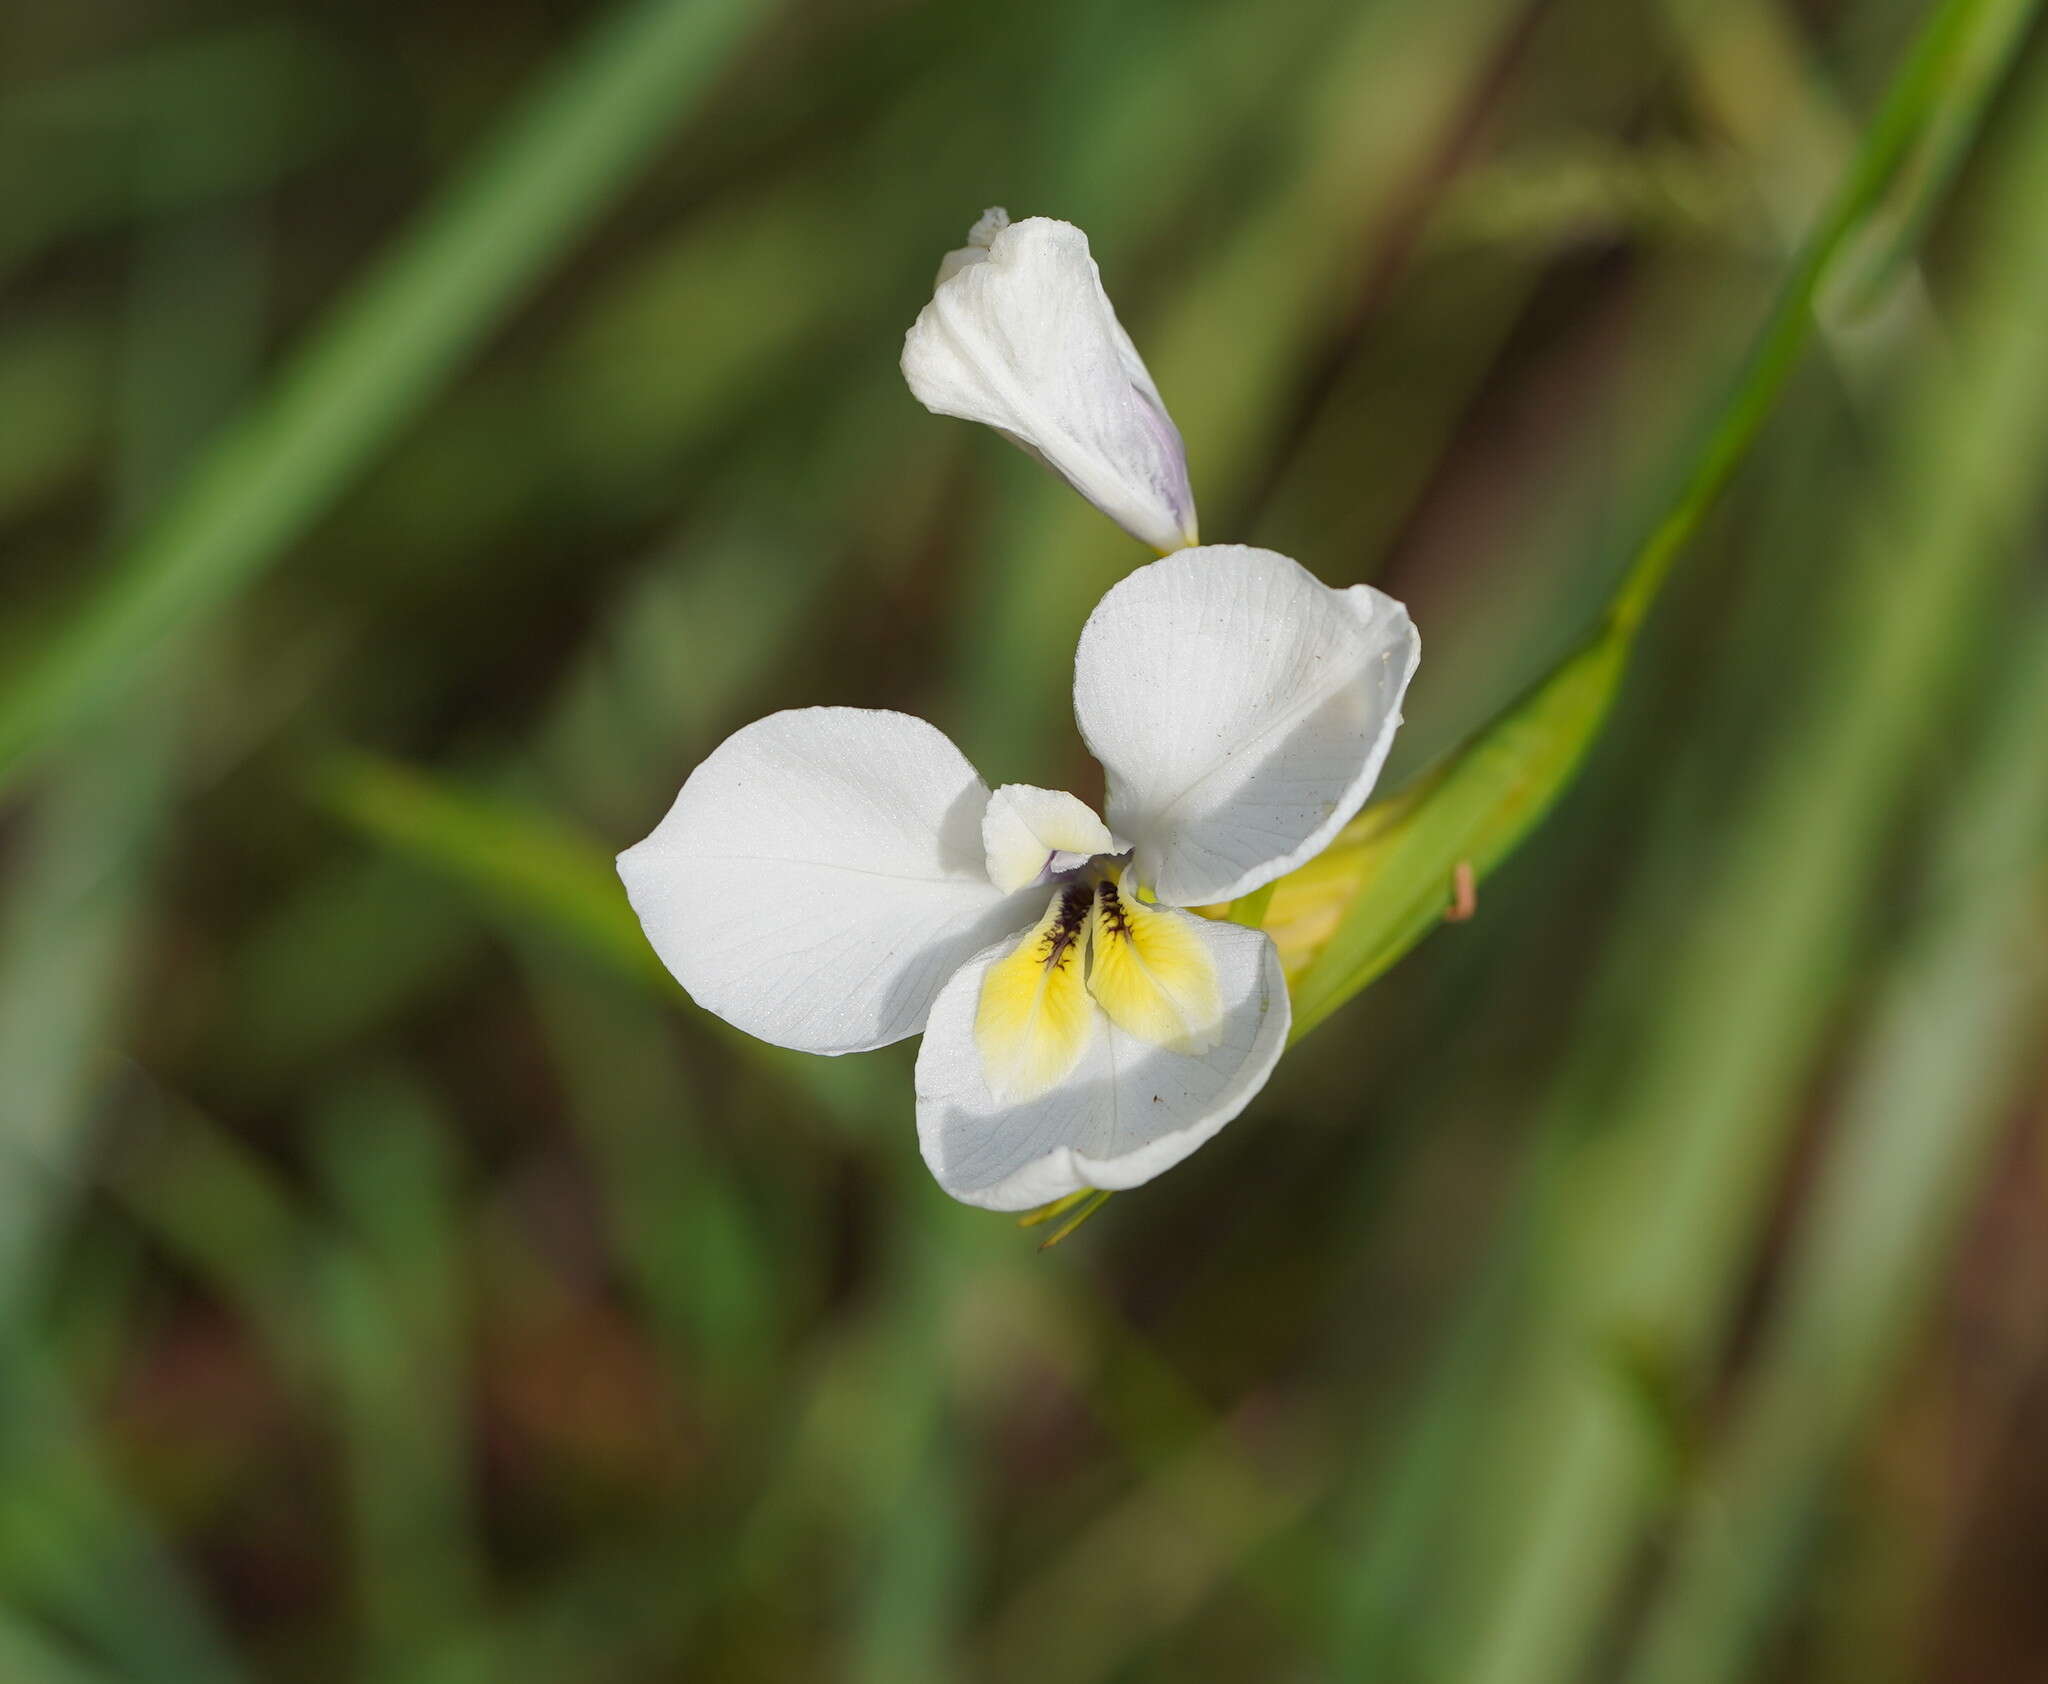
(972, 864, 1224, 1102)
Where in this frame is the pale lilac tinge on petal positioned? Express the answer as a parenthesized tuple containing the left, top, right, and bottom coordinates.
(902, 214, 1197, 553)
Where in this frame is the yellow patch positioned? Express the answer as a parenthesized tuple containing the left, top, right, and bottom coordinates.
(1085, 874, 1223, 1054)
(974, 886, 1098, 1101)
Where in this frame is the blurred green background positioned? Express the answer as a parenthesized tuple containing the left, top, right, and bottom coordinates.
(4, 0, 2048, 1678)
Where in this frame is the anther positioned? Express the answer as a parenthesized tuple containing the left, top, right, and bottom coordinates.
(1094, 877, 1133, 939)
(1042, 881, 1093, 967)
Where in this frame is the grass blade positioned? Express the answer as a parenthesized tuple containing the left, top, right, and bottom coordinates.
(311, 750, 663, 987)
(0, 0, 770, 795)
(1617, 608, 2048, 1684)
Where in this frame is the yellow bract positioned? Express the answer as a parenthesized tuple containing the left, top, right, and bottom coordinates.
(1085, 875, 1223, 1055)
(1189, 798, 1405, 983)
(974, 887, 1097, 1100)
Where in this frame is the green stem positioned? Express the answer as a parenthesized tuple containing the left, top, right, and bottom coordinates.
(1288, 0, 2037, 1041)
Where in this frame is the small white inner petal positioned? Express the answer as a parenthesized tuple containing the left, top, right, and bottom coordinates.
(934, 207, 1012, 285)
(966, 206, 1010, 248)
(981, 784, 1121, 893)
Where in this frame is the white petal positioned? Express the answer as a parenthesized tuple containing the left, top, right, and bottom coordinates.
(617, 708, 1032, 1055)
(915, 915, 1288, 1211)
(1074, 546, 1419, 908)
(901, 215, 1197, 554)
(981, 783, 1120, 892)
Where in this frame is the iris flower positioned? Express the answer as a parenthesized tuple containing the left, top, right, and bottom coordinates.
(902, 208, 1198, 555)
(618, 547, 1417, 1208)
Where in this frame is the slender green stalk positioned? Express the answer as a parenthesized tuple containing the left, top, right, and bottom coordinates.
(1833, 0, 2041, 313)
(1600, 0, 1993, 634)
(1287, 0, 2035, 1040)
(310, 1072, 486, 1671)
(0, 0, 769, 794)
(0, 712, 173, 1311)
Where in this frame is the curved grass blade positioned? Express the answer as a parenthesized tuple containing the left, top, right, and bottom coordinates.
(0, 0, 770, 797)
(311, 750, 665, 985)
(312, 749, 893, 1130)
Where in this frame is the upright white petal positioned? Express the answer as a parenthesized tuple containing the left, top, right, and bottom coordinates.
(981, 783, 1120, 892)
(618, 708, 1031, 1056)
(1074, 546, 1419, 908)
(915, 915, 1288, 1211)
(902, 213, 1198, 554)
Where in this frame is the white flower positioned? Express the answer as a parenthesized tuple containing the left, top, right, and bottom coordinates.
(902, 208, 1199, 555)
(618, 547, 1417, 1209)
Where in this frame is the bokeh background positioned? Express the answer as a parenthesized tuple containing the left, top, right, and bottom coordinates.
(4, 0, 2048, 1679)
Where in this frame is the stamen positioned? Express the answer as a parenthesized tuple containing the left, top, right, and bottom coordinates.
(1049, 881, 1092, 955)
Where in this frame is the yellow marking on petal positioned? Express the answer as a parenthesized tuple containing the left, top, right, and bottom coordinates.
(1085, 874, 1223, 1055)
(975, 886, 1098, 1101)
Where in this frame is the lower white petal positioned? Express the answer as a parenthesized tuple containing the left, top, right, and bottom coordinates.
(618, 708, 1030, 1055)
(1075, 546, 1419, 908)
(914, 915, 1289, 1211)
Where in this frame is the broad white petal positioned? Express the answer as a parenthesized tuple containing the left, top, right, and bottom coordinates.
(901, 214, 1197, 554)
(618, 708, 1031, 1055)
(981, 783, 1120, 892)
(1075, 546, 1419, 908)
(915, 915, 1288, 1211)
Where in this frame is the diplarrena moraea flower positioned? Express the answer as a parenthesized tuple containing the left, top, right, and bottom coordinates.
(617, 547, 1418, 1210)
(902, 208, 1198, 556)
